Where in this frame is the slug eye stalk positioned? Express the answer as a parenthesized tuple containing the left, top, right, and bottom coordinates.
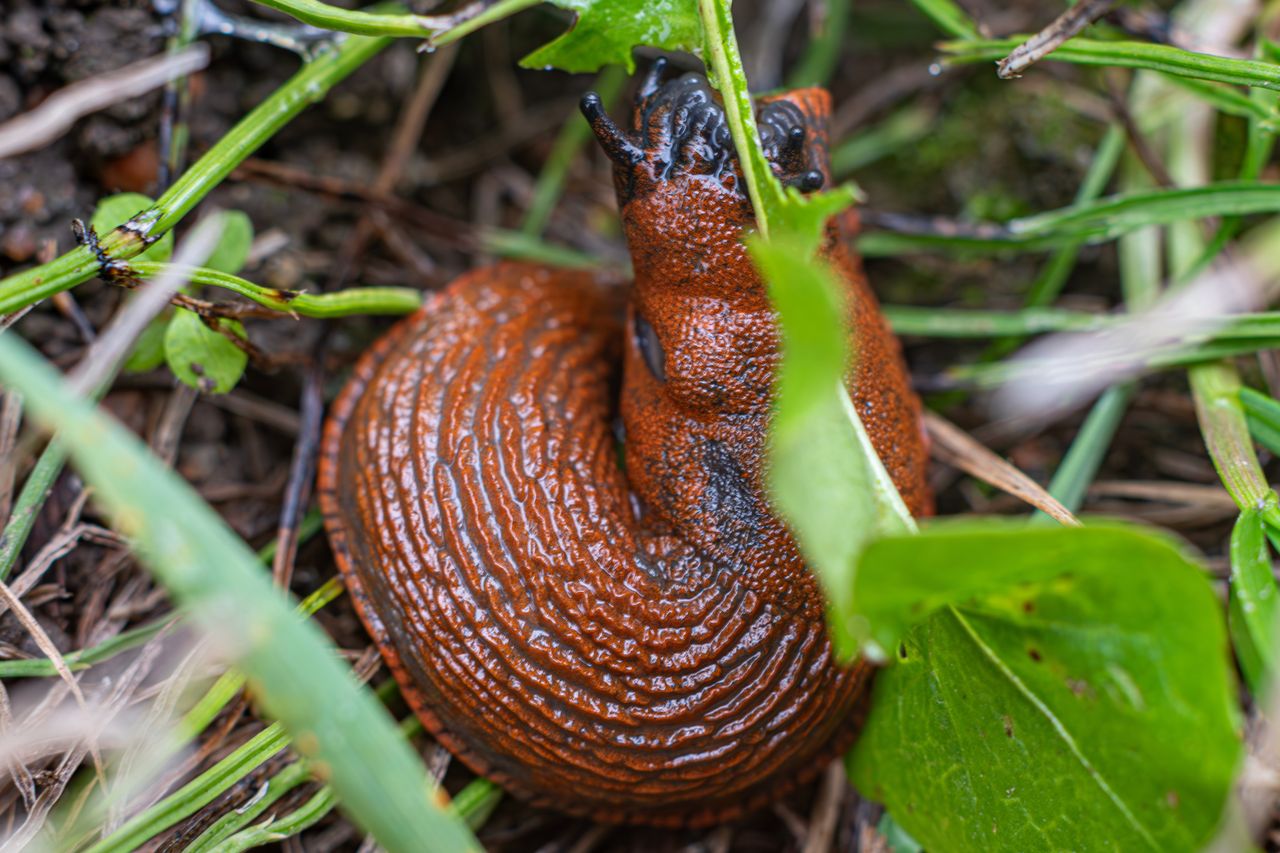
(580, 92, 644, 166)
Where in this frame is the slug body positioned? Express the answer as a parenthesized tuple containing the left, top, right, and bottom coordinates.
(318, 66, 929, 826)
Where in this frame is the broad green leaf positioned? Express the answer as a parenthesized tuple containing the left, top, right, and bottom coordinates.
(202, 210, 254, 275)
(520, 0, 700, 73)
(0, 333, 481, 853)
(164, 308, 248, 394)
(1228, 508, 1278, 696)
(849, 521, 1241, 853)
(91, 193, 173, 263)
(123, 314, 170, 373)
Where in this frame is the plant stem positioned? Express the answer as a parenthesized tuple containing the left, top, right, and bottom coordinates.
(697, 0, 775, 237)
(132, 263, 423, 317)
(249, 0, 432, 36)
(430, 0, 543, 47)
(0, 27, 392, 315)
(909, 0, 980, 39)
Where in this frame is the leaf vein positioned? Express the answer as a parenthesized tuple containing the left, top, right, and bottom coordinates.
(947, 606, 1162, 851)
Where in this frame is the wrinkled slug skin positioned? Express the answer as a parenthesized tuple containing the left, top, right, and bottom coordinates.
(318, 68, 930, 827)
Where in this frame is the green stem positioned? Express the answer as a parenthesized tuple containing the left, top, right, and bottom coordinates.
(884, 305, 1280, 340)
(430, 0, 542, 47)
(0, 27, 392, 315)
(883, 305, 1109, 337)
(857, 181, 1280, 256)
(249, 0, 431, 36)
(184, 760, 313, 852)
(132, 263, 423, 317)
(210, 786, 336, 852)
(697, 0, 776, 237)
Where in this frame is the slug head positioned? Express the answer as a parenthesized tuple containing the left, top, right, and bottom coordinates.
(581, 61, 834, 420)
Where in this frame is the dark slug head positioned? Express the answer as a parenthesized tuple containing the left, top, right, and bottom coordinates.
(582, 61, 836, 421)
(581, 58, 830, 206)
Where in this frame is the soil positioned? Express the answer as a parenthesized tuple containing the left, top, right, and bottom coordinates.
(0, 0, 1248, 850)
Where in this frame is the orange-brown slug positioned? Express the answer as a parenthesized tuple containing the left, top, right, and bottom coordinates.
(318, 61, 929, 827)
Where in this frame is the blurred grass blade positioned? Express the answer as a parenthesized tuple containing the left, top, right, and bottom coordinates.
(0, 334, 480, 853)
(1036, 384, 1134, 521)
(832, 104, 934, 177)
(1241, 386, 1280, 456)
(910, 0, 979, 39)
(858, 182, 1280, 256)
(1228, 508, 1278, 697)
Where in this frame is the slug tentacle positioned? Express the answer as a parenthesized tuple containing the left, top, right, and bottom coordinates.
(320, 63, 930, 827)
(581, 92, 644, 166)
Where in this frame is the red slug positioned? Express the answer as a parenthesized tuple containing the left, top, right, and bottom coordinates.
(317, 62, 930, 827)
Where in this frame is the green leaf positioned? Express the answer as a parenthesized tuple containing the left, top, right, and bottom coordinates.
(520, 0, 700, 73)
(753, 235, 914, 659)
(849, 521, 1241, 853)
(91, 193, 173, 263)
(1228, 508, 1278, 697)
(164, 308, 248, 394)
(0, 333, 482, 853)
(123, 314, 170, 373)
(202, 210, 254, 275)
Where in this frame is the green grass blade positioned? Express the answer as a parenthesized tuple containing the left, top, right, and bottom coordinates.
(909, 0, 979, 39)
(1190, 363, 1280, 532)
(1034, 383, 1134, 522)
(1228, 509, 1278, 697)
(860, 182, 1280, 256)
(86, 725, 291, 853)
(943, 37, 1280, 90)
(0, 335, 480, 853)
(1242, 387, 1280, 456)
